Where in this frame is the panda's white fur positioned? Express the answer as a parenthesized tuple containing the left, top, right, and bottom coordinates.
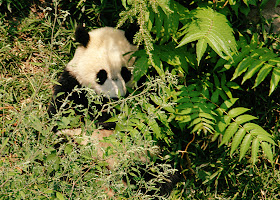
(67, 27, 137, 98)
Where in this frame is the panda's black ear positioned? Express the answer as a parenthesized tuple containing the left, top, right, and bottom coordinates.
(75, 25, 90, 47)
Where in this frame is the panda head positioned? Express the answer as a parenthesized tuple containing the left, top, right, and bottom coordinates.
(66, 26, 137, 98)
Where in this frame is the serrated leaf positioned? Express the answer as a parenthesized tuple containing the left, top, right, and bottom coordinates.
(230, 46, 251, 67)
(251, 138, 259, 164)
(241, 60, 264, 84)
(199, 112, 216, 121)
(226, 81, 242, 90)
(231, 57, 253, 80)
(178, 8, 237, 60)
(228, 107, 249, 118)
(243, 122, 261, 131)
(230, 128, 246, 155)
(221, 84, 232, 99)
(51, 79, 62, 86)
(216, 98, 238, 115)
(211, 89, 220, 103)
(191, 123, 203, 133)
(269, 67, 280, 95)
(216, 115, 231, 133)
(214, 74, 221, 87)
(261, 142, 274, 164)
(244, 123, 274, 144)
(196, 38, 207, 65)
(133, 55, 149, 81)
(256, 135, 275, 145)
(235, 114, 257, 125)
(239, 134, 252, 161)
(220, 122, 239, 145)
(253, 64, 273, 88)
(206, 35, 228, 59)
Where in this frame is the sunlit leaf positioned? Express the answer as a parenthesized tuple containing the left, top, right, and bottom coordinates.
(251, 138, 259, 164)
(261, 142, 274, 164)
(230, 128, 246, 155)
(239, 134, 252, 161)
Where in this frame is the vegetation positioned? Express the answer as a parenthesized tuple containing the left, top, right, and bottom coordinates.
(1, 0, 280, 199)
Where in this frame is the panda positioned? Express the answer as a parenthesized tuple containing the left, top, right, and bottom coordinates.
(48, 25, 180, 198)
(48, 26, 137, 129)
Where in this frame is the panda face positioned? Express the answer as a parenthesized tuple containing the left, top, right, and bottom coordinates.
(94, 66, 132, 97)
(67, 26, 137, 98)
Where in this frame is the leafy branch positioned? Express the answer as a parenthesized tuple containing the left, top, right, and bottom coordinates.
(178, 7, 237, 65)
(175, 76, 275, 164)
(227, 34, 280, 95)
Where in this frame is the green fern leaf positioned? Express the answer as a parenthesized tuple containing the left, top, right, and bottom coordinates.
(231, 57, 254, 81)
(261, 142, 274, 164)
(230, 128, 246, 155)
(133, 50, 150, 81)
(269, 67, 280, 95)
(216, 115, 231, 133)
(216, 98, 238, 115)
(241, 60, 264, 84)
(220, 122, 239, 145)
(217, 107, 275, 162)
(256, 135, 275, 145)
(178, 8, 237, 61)
(235, 114, 258, 124)
(196, 38, 207, 65)
(228, 107, 250, 118)
(219, 34, 280, 94)
(243, 123, 271, 136)
(251, 138, 260, 164)
(176, 84, 217, 134)
(252, 64, 273, 88)
(239, 134, 252, 161)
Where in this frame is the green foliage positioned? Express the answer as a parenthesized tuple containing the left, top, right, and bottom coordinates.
(178, 8, 237, 65)
(1, 0, 280, 199)
(175, 80, 275, 165)
(217, 34, 280, 95)
(175, 84, 217, 135)
(111, 74, 177, 144)
(118, 0, 182, 62)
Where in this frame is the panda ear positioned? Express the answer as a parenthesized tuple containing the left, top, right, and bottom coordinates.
(75, 25, 90, 47)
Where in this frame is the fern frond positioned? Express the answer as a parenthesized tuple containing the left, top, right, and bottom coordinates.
(216, 105, 275, 164)
(221, 34, 280, 95)
(178, 7, 237, 65)
(175, 84, 217, 135)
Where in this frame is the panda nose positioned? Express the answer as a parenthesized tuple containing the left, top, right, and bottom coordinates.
(112, 77, 118, 81)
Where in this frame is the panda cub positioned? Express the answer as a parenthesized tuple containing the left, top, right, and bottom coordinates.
(48, 26, 137, 129)
(48, 26, 180, 197)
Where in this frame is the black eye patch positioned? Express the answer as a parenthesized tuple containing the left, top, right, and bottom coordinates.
(121, 67, 132, 83)
(96, 69, 107, 85)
